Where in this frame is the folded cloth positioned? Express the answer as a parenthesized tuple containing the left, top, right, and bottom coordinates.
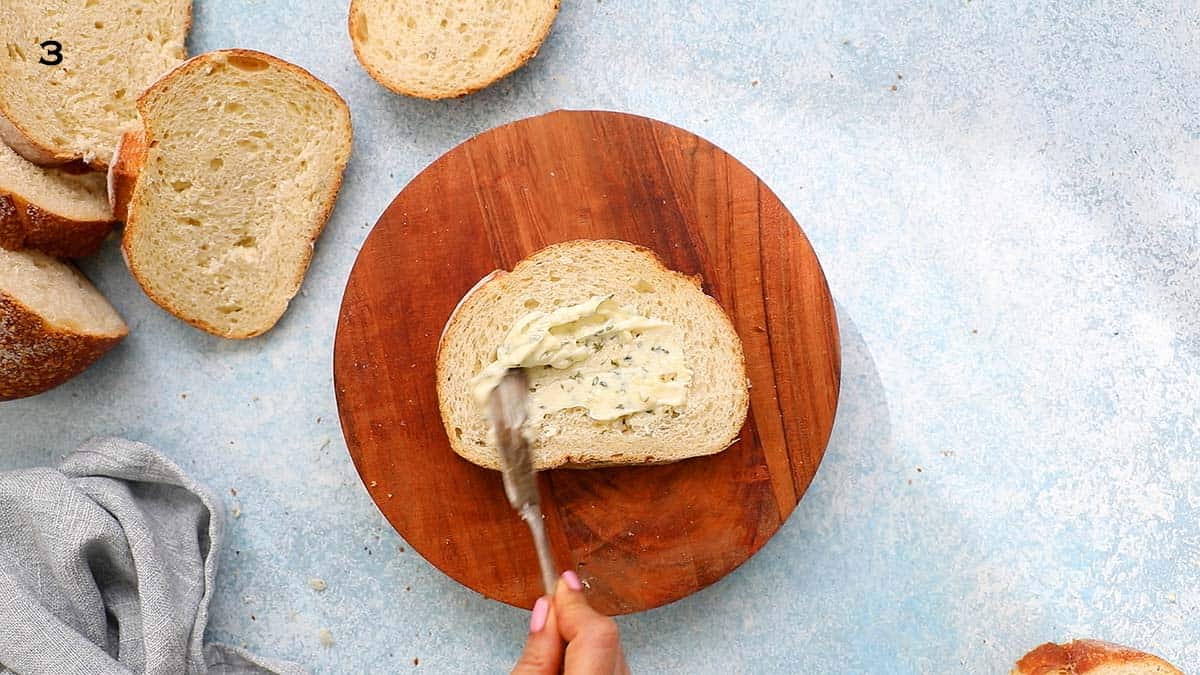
(0, 437, 305, 675)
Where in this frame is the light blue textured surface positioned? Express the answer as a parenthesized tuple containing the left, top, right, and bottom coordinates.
(2, 1, 1198, 672)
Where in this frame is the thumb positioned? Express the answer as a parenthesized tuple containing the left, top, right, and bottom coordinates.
(554, 571, 622, 673)
(511, 596, 563, 675)
(553, 572, 614, 643)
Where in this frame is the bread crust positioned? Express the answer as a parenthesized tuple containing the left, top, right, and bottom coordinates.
(435, 239, 749, 470)
(437, 270, 501, 347)
(0, 2, 194, 170)
(0, 288, 126, 401)
(108, 130, 146, 223)
(119, 49, 353, 339)
(1013, 640, 1183, 675)
(347, 0, 560, 99)
(0, 189, 114, 258)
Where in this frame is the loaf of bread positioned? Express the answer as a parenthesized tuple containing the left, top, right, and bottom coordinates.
(0, 141, 114, 258)
(1013, 639, 1183, 675)
(0, 247, 127, 401)
(0, 0, 191, 167)
(115, 50, 353, 339)
(437, 240, 748, 470)
(349, 0, 560, 99)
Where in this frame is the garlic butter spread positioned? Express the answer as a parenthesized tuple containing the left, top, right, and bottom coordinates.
(470, 295, 692, 421)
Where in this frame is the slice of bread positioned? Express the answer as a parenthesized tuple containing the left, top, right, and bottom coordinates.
(117, 50, 353, 339)
(0, 141, 115, 258)
(0, 0, 192, 167)
(1013, 640, 1183, 675)
(0, 247, 127, 401)
(437, 240, 749, 471)
(349, 0, 560, 99)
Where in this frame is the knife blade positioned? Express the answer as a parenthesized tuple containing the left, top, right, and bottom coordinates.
(488, 368, 558, 596)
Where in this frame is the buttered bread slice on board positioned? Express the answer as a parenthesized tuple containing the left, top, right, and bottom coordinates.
(0, 0, 192, 167)
(349, 0, 560, 99)
(115, 50, 352, 339)
(0, 141, 114, 258)
(0, 247, 127, 401)
(1012, 639, 1183, 675)
(437, 240, 749, 471)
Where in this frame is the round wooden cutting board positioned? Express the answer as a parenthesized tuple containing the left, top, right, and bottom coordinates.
(334, 110, 840, 615)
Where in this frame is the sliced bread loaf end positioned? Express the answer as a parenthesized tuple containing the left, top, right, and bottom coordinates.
(0, 0, 192, 167)
(120, 50, 353, 339)
(0, 247, 127, 401)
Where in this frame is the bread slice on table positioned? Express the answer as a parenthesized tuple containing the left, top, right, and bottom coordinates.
(0, 0, 192, 168)
(349, 0, 560, 99)
(116, 50, 353, 339)
(1013, 639, 1183, 675)
(0, 247, 127, 401)
(0, 141, 115, 258)
(437, 240, 749, 471)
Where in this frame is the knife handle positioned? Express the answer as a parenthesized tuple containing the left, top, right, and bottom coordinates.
(521, 502, 558, 596)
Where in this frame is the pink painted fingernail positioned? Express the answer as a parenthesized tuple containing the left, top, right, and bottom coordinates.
(562, 570, 583, 591)
(530, 597, 550, 633)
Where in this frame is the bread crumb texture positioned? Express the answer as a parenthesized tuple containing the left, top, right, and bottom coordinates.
(437, 240, 748, 470)
(349, 0, 560, 98)
(0, 0, 191, 165)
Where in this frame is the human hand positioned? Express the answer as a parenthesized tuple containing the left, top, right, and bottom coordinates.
(512, 571, 631, 675)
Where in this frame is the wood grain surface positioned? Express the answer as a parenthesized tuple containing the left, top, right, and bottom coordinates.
(333, 110, 840, 615)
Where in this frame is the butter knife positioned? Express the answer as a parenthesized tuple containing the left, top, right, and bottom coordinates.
(488, 368, 558, 596)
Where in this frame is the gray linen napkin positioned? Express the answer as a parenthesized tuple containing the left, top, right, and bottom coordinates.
(0, 437, 305, 675)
